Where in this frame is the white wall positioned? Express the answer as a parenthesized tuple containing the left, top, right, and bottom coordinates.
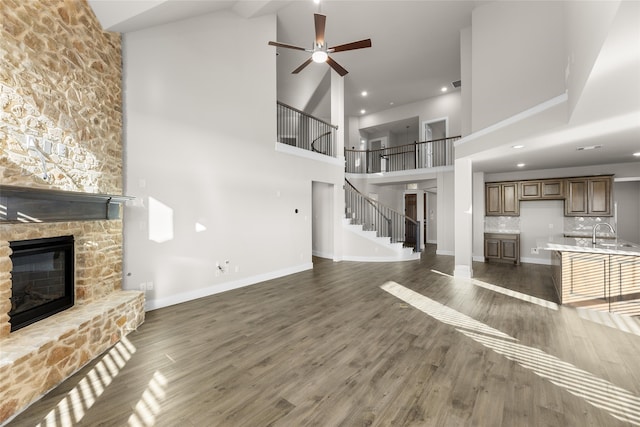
(519, 200, 565, 265)
(460, 26, 472, 137)
(564, 1, 620, 116)
(437, 170, 455, 255)
(122, 10, 343, 310)
(359, 92, 462, 138)
(471, 1, 566, 131)
(425, 191, 437, 244)
(614, 181, 640, 244)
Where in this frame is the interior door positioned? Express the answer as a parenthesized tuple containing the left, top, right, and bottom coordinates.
(404, 194, 417, 247)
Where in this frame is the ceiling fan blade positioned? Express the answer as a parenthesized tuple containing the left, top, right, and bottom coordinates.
(327, 56, 348, 76)
(292, 58, 313, 74)
(314, 14, 326, 46)
(329, 39, 372, 53)
(268, 41, 306, 51)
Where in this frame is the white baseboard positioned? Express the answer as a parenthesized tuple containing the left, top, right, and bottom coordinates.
(473, 255, 485, 262)
(312, 250, 334, 259)
(145, 262, 313, 311)
(341, 254, 420, 262)
(436, 250, 454, 256)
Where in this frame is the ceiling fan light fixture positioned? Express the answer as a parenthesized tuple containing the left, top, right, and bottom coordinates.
(312, 50, 328, 63)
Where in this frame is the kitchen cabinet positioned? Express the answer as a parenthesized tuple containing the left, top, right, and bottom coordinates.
(485, 182, 519, 216)
(520, 179, 564, 200)
(484, 233, 520, 265)
(551, 249, 640, 313)
(565, 176, 612, 216)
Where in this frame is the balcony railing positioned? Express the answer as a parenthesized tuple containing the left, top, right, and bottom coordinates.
(277, 101, 337, 158)
(345, 136, 460, 174)
(345, 179, 421, 252)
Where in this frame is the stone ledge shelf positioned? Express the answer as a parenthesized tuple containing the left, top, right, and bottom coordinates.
(0, 290, 145, 424)
(0, 185, 134, 223)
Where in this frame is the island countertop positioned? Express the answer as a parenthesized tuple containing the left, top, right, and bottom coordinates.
(537, 236, 640, 256)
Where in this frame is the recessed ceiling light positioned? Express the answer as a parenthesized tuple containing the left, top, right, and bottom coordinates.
(517, 163, 525, 168)
(634, 152, 640, 157)
(360, 109, 366, 114)
(441, 87, 448, 92)
(389, 102, 394, 106)
(576, 145, 602, 151)
(512, 145, 524, 149)
(313, 0, 320, 4)
(361, 91, 368, 97)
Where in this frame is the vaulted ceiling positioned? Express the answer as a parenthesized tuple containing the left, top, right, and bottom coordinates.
(90, 0, 639, 174)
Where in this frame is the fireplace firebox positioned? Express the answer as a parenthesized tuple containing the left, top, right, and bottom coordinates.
(9, 235, 74, 332)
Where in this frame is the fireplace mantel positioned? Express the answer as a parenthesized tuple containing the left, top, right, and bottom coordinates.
(0, 185, 134, 223)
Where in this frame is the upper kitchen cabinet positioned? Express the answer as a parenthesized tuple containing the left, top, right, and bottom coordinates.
(565, 176, 613, 216)
(486, 182, 519, 216)
(520, 179, 564, 200)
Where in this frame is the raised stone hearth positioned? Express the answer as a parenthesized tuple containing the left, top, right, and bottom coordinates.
(0, 220, 145, 424)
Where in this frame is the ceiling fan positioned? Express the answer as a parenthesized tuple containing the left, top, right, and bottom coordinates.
(268, 13, 372, 77)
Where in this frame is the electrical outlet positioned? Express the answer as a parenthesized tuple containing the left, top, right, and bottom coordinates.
(531, 247, 539, 255)
(147, 282, 154, 290)
(140, 283, 146, 291)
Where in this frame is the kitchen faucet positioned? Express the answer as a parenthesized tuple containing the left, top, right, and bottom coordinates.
(592, 222, 615, 244)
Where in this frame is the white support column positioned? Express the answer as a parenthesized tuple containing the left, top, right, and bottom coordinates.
(454, 157, 474, 278)
(331, 71, 345, 262)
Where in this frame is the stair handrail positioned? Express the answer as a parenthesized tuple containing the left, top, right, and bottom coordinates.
(345, 179, 420, 251)
(311, 131, 332, 155)
(276, 101, 338, 157)
(345, 178, 392, 223)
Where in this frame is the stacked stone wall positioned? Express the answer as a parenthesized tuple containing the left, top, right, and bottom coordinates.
(1, 0, 122, 194)
(0, 1, 143, 423)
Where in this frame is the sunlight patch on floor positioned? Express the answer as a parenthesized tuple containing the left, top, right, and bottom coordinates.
(430, 269, 559, 310)
(36, 337, 136, 427)
(381, 281, 640, 426)
(380, 281, 514, 340)
(576, 307, 640, 337)
(128, 370, 168, 427)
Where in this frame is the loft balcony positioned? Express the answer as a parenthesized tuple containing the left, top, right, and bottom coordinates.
(345, 136, 460, 174)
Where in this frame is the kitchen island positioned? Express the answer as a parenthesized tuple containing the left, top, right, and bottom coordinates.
(538, 236, 640, 315)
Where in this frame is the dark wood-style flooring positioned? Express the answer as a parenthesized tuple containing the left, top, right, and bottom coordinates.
(7, 247, 640, 426)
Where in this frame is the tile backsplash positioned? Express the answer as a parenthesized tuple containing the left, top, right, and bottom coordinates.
(484, 216, 521, 232)
(564, 217, 617, 236)
(484, 215, 618, 237)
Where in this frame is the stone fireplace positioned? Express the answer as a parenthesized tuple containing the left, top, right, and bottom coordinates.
(0, 0, 145, 422)
(0, 213, 145, 424)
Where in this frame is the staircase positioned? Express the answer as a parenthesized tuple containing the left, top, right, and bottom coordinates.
(343, 179, 421, 262)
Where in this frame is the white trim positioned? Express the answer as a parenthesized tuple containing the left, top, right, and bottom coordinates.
(436, 249, 454, 256)
(454, 93, 568, 147)
(520, 256, 553, 266)
(614, 176, 640, 182)
(453, 264, 473, 278)
(341, 254, 420, 262)
(473, 255, 485, 262)
(422, 116, 449, 141)
(346, 165, 454, 183)
(145, 263, 313, 311)
(276, 142, 345, 167)
(427, 239, 437, 244)
(312, 249, 334, 259)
